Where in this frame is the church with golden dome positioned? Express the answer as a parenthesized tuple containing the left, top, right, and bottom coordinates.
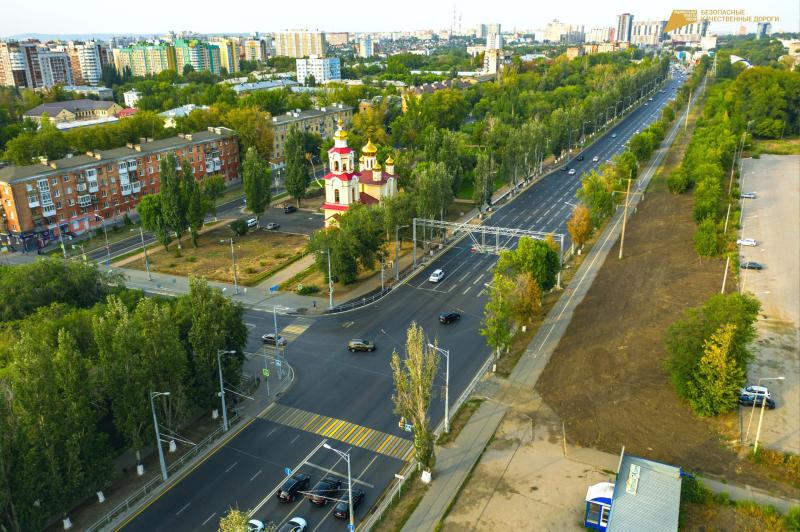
(322, 120, 398, 227)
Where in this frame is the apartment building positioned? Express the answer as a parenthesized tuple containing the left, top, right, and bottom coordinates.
(631, 20, 667, 47)
(65, 41, 106, 85)
(63, 85, 114, 100)
(666, 21, 709, 44)
(358, 36, 373, 58)
(241, 38, 268, 62)
(0, 41, 73, 88)
(586, 27, 614, 43)
(616, 13, 634, 43)
(270, 103, 352, 163)
(295, 56, 341, 84)
(326, 32, 349, 46)
(38, 50, 74, 87)
(0, 127, 239, 250)
(173, 39, 222, 75)
(274, 31, 326, 58)
(211, 37, 240, 73)
(112, 43, 176, 77)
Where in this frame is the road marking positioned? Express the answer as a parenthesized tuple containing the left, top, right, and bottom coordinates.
(290, 434, 300, 445)
(260, 404, 413, 460)
(201, 512, 217, 527)
(249, 470, 262, 482)
(225, 461, 238, 473)
(463, 286, 472, 295)
(175, 502, 191, 516)
(342, 321, 354, 328)
(472, 273, 485, 285)
(245, 322, 256, 330)
(304, 461, 375, 488)
(280, 317, 313, 341)
(265, 427, 277, 439)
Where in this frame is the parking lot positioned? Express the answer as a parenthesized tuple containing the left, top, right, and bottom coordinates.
(738, 155, 800, 454)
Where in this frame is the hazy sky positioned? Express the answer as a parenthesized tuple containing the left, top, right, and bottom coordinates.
(2, 0, 797, 37)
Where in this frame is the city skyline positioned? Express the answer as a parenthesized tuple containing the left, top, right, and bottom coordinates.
(2, 0, 797, 37)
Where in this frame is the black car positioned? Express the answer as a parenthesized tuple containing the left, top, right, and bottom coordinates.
(576, 154, 584, 161)
(439, 311, 461, 324)
(333, 488, 365, 519)
(561, 166, 569, 172)
(740, 261, 764, 270)
(284, 204, 297, 213)
(738, 394, 776, 409)
(277, 473, 311, 502)
(307, 476, 342, 506)
(348, 339, 375, 352)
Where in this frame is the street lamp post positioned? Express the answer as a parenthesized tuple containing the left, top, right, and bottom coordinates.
(149, 391, 171, 482)
(395, 224, 410, 281)
(746, 376, 785, 453)
(323, 443, 353, 531)
(216, 349, 236, 432)
(229, 238, 239, 295)
(428, 343, 450, 434)
(138, 226, 152, 281)
(94, 213, 111, 266)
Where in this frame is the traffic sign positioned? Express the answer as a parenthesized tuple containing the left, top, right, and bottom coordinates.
(275, 358, 282, 368)
(347, 525, 354, 532)
(262, 368, 270, 377)
(270, 284, 279, 293)
(284, 467, 292, 476)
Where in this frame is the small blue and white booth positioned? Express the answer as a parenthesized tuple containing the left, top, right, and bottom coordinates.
(584, 481, 614, 530)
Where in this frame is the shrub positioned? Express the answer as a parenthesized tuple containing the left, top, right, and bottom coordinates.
(694, 217, 721, 257)
(230, 219, 248, 236)
(681, 476, 711, 505)
(668, 168, 691, 194)
(123, 213, 133, 226)
(296, 284, 320, 295)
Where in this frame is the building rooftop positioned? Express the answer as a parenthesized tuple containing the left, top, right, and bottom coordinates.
(606, 454, 682, 532)
(23, 99, 119, 118)
(0, 127, 236, 184)
(232, 79, 299, 94)
(159, 104, 208, 119)
(271, 103, 353, 126)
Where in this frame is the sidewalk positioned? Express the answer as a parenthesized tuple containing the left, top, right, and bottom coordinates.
(402, 84, 705, 532)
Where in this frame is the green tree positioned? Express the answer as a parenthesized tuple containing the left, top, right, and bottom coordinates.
(242, 147, 272, 225)
(577, 169, 614, 227)
(693, 177, 723, 223)
(472, 152, 491, 210)
(413, 162, 453, 221)
(159, 153, 190, 249)
(496, 237, 560, 291)
(685, 324, 744, 416)
(509, 272, 542, 324)
(222, 106, 273, 160)
(694, 217, 720, 257)
(284, 127, 308, 207)
(184, 168, 206, 247)
(390, 322, 439, 470)
(137, 194, 173, 250)
(481, 272, 514, 358)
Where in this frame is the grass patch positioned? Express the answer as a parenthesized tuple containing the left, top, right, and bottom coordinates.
(750, 448, 800, 489)
(278, 264, 317, 291)
(457, 174, 506, 201)
(369, 469, 430, 532)
(751, 138, 800, 156)
(437, 398, 485, 447)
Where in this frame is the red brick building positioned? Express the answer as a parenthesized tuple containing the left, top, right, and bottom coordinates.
(0, 126, 239, 250)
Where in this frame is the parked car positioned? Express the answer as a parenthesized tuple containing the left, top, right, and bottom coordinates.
(262, 333, 288, 346)
(592, 155, 599, 162)
(611, 133, 617, 138)
(568, 168, 577, 175)
(740, 261, 764, 270)
(333, 488, 365, 520)
(740, 192, 757, 199)
(284, 204, 297, 213)
(248, 519, 266, 532)
(740, 385, 771, 399)
(576, 154, 584, 161)
(276, 517, 308, 532)
(348, 339, 375, 352)
(439, 311, 461, 324)
(737, 238, 757, 247)
(247, 218, 259, 228)
(307, 476, 342, 506)
(277, 473, 311, 503)
(429, 269, 445, 283)
(266, 222, 280, 230)
(738, 394, 776, 410)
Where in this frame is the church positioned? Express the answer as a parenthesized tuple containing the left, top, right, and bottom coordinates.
(322, 120, 398, 227)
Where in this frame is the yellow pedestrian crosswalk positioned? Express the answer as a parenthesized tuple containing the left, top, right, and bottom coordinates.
(280, 318, 313, 342)
(260, 403, 414, 462)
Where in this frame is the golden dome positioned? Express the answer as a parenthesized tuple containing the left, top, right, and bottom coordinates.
(334, 127, 348, 141)
(361, 138, 377, 154)
(385, 155, 394, 165)
(373, 162, 382, 170)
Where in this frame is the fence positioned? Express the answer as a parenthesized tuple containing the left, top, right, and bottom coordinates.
(85, 413, 241, 532)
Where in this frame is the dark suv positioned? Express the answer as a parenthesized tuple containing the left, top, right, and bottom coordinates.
(307, 476, 342, 506)
(439, 311, 461, 324)
(277, 473, 311, 502)
(284, 204, 297, 213)
(738, 394, 776, 409)
(333, 488, 365, 519)
(348, 339, 375, 352)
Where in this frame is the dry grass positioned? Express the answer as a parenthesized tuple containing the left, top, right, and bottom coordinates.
(437, 398, 486, 447)
(369, 470, 429, 532)
(752, 138, 800, 156)
(124, 226, 308, 286)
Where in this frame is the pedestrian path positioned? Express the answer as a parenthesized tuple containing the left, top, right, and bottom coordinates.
(260, 403, 413, 461)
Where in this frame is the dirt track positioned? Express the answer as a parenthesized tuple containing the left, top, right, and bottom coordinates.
(535, 172, 787, 488)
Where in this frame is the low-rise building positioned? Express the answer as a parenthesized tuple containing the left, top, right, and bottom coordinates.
(296, 56, 341, 85)
(123, 89, 141, 107)
(270, 103, 353, 164)
(63, 85, 114, 100)
(23, 99, 123, 126)
(0, 127, 240, 249)
(401, 79, 469, 112)
(231, 79, 298, 95)
(160, 103, 209, 128)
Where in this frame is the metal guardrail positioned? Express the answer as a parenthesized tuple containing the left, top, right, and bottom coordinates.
(85, 413, 241, 532)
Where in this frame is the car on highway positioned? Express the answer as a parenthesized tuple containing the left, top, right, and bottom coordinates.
(576, 154, 584, 161)
(333, 488, 365, 520)
(737, 238, 757, 247)
(439, 311, 461, 324)
(307, 476, 342, 506)
(262, 333, 288, 346)
(348, 338, 376, 352)
(738, 394, 776, 410)
(247, 218, 259, 228)
(276, 517, 308, 532)
(611, 133, 617, 138)
(284, 204, 297, 213)
(740, 192, 757, 199)
(592, 155, 599, 162)
(429, 269, 445, 283)
(266, 222, 280, 230)
(740, 261, 764, 270)
(568, 168, 577, 175)
(644, 102, 649, 106)
(741, 385, 771, 399)
(277, 473, 311, 502)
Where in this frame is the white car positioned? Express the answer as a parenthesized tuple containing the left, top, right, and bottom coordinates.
(611, 133, 617, 138)
(740, 192, 757, 199)
(247, 218, 258, 228)
(592, 155, 599, 162)
(429, 269, 445, 283)
(737, 238, 757, 247)
(740, 385, 771, 399)
(266, 222, 280, 230)
(276, 517, 308, 532)
(248, 519, 265, 532)
(568, 168, 577, 175)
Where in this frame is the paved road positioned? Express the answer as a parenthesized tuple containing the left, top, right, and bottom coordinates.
(120, 76, 683, 532)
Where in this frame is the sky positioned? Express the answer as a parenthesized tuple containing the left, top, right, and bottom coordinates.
(1, 0, 797, 37)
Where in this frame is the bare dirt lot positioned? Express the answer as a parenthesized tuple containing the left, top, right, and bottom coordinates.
(535, 157, 796, 495)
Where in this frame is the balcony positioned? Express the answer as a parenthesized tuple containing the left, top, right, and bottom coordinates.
(88, 180, 99, 193)
(77, 194, 91, 208)
(127, 161, 137, 171)
(76, 183, 87, 193)
(42, 203, 57, 217)
(28, 195, 40, 208)
(120, 183, 132, 196)
(131, 181, 141, 193)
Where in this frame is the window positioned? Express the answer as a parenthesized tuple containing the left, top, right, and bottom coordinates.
(104, 201, 109, 208)
(156, 153, 160, 161)
(150, 178, 155, 185)
(63, 175, 69, 182)
(334, 189, 340, 203)
(52, 178, 58, 185)
(66, 187, 72, 195)
(68, 199, 75, 206)
(56, 201, 62, 209)
(101, 190, 107, 197)
(148, 166, 153, 174)
(54, 189, 60, 198)
(107, 164, 113, 171)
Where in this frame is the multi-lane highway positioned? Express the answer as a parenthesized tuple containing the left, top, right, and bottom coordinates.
(120, 75, 683, 532)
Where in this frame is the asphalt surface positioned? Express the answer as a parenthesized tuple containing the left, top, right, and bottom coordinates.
(121, 76, 684, 532)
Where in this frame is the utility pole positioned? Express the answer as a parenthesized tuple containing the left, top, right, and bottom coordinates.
(227, 238, 239, 295)
(684, 89, 692, 131)
(327, 248, 334, 309)
(139, 226, 152, 281)
(324, 444, 354, 531)
(217, 349, 235, 432)
(149, 391, 170, 482)
(396, 224, 409, 281)
(428, 343, 451, 434)
(619, 177, 632, 259)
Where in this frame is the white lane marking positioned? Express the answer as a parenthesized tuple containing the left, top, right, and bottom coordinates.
(265, 427, 277, 439)
(250, 470, 262, 482)
(225, 461, 238, 473)
(245, 322, 256, 330)
(290, 434, 300, 445)
(473, 273, 485, 285)
(201, 512, 217, 527)
(176, 502, 191, 516)
(458, 271, 471, 282)
(477, 288, 486, 297)
(463, 286, 472, 295)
